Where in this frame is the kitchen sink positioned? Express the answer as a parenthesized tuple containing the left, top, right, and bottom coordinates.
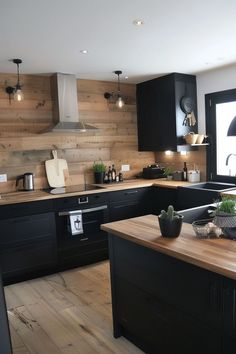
(184, 182, 236, 191)
(178, 204, 217, 224)
(177, 182, 236, 210)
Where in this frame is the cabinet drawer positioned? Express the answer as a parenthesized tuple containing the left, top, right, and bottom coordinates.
(0, 200, 54, 219)
(0, 212, 56, 246)
(0, 240, 57, 276)
(109, 188, 148, 202)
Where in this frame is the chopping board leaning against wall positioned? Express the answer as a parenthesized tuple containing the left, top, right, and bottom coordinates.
(45, 150, 69, 188)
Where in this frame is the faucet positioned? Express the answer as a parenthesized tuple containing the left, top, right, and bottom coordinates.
(226, 153, 236, 165)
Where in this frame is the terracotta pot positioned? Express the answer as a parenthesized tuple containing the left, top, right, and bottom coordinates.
(158, 215, 183, 238)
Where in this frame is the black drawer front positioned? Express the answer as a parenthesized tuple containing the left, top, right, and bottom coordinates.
(0, 200, 54, 219)
(0, 240, 57, 276)
(0, 212, 56, 247)
(54, 193, 108, 210)
(109, 188, 148, 202)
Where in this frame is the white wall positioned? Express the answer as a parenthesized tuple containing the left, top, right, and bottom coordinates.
(197, 63, 236, 133)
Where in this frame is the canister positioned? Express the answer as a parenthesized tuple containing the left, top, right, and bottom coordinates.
(187, 170, 200, 183)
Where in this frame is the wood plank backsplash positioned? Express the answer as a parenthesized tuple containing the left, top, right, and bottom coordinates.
(0, 74, 155, 192)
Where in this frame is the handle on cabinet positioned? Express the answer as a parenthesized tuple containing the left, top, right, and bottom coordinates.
(124, 190, 139, 195)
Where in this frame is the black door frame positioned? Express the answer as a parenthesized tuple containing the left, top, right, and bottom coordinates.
(205, 88, 236, 183)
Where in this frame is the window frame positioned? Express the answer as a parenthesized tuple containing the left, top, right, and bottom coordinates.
(205, 88, 236, 183)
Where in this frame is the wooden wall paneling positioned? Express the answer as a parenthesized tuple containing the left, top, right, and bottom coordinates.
(0, 73, 155, 192)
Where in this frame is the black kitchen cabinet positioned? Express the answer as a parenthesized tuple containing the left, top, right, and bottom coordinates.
(151, 186, 178, 214)
(136, 72, 198, 151)
(109, 187, 151, 222)
(108, 234, 235, 354)
(0, 272, 12, 354)
(0, 200, 57, 284)
(177, 186, 221, 209)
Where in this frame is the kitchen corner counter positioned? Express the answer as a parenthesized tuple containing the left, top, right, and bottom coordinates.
(0, 179, 191, 206)
(101, 214, 236, 280)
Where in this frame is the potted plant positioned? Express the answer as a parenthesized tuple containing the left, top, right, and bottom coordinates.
(158, 205, 184, 238)
(213, 197, 236, 239)
(164, 166, 174, 180)
(93, 160, 106, 184)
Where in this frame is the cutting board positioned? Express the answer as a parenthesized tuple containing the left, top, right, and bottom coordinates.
(45, 150, 68, 188)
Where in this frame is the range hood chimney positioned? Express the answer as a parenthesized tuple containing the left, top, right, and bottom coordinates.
(43, 73, 98, 133)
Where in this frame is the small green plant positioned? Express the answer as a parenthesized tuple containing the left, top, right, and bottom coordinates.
(159, 205, 182, 220)
(216, 197, 236, 214)
(164, 166, 174, 176)
(93, 160, 106, 173)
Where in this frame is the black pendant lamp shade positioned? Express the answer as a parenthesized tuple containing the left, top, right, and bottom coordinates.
(5, 58, 24, 103)
(227, 116, 236, 136)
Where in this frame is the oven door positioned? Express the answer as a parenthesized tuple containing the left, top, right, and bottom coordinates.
(56, 204, 109, 268)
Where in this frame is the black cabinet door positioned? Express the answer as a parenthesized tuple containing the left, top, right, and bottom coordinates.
(222, 335, 236, 354)
(0, 212, 57, 283)
(116, 277, 221, 354)
(136, 73, 198, 151)
(151, 186, 178, 214)
(0, 273, 12, 354)
(109, 188, 151, 222)
(222, 278, 236, 340)
(112, 236, 221, 330)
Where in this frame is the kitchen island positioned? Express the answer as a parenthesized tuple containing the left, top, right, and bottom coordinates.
(101, 215, 236, 354)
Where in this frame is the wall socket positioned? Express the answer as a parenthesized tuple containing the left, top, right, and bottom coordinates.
(0, 174, 7, 183)
(121, 164, 130, 172)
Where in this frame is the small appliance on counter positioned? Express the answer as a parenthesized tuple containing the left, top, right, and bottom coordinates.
(16, 172, 34, 191)
(142, 164, 165, 179)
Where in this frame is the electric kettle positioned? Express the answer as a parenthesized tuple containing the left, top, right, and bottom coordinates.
(16, 172, 34, 191)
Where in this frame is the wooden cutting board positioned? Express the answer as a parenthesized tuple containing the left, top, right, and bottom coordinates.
(45, 150, 68, 188)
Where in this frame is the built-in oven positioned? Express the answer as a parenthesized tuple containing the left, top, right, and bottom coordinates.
(53, 193, 109, 269)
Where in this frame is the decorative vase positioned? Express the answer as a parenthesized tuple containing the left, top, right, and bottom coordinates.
(158, 215, 183, 238)
(94, 172, 105, 184)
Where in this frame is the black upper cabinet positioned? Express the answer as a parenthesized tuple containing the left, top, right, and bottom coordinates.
(136, 72, 198, 151)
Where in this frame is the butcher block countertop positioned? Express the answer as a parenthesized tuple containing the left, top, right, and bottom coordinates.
(0, 178, 191, 206)
(101, 214, 236, 281)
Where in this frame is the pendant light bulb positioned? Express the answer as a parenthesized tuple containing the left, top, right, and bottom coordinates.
(116, 96, 125, 108)
(14, 86, 24, 101)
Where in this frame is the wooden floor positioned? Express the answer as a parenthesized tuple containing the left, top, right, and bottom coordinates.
(5, 261, 144, 354)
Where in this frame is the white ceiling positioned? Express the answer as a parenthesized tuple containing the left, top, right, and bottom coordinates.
(1, 0, 236, 83)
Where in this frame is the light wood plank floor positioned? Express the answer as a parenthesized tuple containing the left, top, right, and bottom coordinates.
(4, 261, 144, 354)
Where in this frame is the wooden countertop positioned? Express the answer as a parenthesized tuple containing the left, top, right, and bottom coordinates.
(101, 214, 236, 280)
(0, 179, 191, 206)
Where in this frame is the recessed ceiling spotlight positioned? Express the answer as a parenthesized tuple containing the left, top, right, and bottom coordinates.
(133, 19, 144, 26)
(80, 50, 88, 54)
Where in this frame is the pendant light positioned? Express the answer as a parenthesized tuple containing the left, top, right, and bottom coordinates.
(115, 70, 124, 108)
(104, 70, 125, 108)
(5, 58, 24, 103)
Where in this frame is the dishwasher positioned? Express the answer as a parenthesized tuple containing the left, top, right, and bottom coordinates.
(53, 193, 109, 270)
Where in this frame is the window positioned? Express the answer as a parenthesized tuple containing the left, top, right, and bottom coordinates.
(206, 89, 236, 183)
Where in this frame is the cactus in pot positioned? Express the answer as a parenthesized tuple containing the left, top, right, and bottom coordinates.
(158, 205, 183, 238)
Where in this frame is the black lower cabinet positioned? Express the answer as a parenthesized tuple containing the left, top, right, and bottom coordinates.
(0, 210, 57, 284)
(109, 187, 152, 222)
(116, 277, 220, 354)
(0, 273, 12, 354)
(151, 186, 178, 214)
(108, 235, 232, 354)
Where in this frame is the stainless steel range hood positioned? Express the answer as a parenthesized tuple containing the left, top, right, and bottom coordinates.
(43, 73, 98, 133)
